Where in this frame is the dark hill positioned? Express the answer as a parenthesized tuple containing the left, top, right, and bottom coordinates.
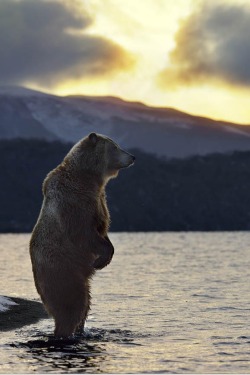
(1, 139, 250, 232)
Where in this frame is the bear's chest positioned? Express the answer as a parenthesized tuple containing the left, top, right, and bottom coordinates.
(95, 196, 110, 236)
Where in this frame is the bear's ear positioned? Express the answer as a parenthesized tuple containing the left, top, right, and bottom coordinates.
(89, 132, 98, 145)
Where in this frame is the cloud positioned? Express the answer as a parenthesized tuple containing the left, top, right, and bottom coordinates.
(0, 0, 134, 87)
(158, 1, 250, 89)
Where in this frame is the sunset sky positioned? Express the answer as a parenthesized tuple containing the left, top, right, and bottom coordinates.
(1, 0, 250, 124)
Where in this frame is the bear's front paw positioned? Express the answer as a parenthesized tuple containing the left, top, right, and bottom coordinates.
(92, 254, 112, 270)
(93, 246, 114, 270)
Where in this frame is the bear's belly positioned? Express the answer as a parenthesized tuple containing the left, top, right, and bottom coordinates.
(96, 217, 108, 236)
(95, 199, 110, 236)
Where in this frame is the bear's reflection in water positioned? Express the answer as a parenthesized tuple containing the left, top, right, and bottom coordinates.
(12, 339, 106, 372)
(9, 326, 139, 373)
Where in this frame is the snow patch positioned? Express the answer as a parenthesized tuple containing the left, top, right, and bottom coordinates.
(0, 85, 51, 97)
(0, 296, 17, 312)
(223, 126, 250, 138)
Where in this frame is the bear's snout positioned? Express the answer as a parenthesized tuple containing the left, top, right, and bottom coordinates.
(129, 154, 135, 166)
(120, 151, 135, 168)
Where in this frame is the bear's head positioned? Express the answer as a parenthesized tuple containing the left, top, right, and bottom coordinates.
(65, 133, 135, 182)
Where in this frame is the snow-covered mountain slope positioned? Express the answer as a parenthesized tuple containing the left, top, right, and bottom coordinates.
(1, 86, 250, 158)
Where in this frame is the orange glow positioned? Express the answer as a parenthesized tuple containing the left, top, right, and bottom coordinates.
(27, 0, 250, 125)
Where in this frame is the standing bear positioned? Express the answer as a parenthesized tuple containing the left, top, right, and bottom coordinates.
(30, 133, 135, 338)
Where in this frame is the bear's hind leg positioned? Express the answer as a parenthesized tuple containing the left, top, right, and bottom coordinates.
(54, 314, 78, 339)
(41, 270, 91, 338)
(53, 299, 88, 339)
(76, 283, 91, 335)
(43, 280, 87, 338)
(76, 306, 90, 335)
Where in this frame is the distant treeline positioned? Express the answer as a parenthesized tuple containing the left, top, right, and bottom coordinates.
(1, 139, 250, 232)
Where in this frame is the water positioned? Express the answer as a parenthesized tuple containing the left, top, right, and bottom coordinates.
(1, 232, 250, 373)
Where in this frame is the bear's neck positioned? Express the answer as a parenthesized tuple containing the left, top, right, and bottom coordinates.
(79, 170, 107, 193)
(62, 163, 107, 195)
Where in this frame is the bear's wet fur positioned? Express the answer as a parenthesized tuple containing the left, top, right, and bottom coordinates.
(30, 133, 134, 338)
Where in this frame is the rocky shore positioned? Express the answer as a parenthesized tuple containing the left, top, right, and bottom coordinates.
(0, 296, 48, 331)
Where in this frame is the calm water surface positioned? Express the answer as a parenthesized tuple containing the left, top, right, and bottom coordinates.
(1, 232, 250, 373)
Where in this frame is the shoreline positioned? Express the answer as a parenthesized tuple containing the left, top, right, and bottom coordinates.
(0, 296, 48, 331)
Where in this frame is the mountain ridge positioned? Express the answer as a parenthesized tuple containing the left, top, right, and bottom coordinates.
(1, 85, 250, 158)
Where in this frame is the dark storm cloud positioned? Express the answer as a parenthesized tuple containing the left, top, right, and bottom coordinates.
(159, 2, 250, 88)
(0, 0, 134, 86)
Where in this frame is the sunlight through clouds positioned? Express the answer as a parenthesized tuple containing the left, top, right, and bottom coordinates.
(61, 0, 250, 124)
(2, 0, 250, 124)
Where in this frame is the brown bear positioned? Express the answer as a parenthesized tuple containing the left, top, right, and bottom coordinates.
(29, 133, 135, 338)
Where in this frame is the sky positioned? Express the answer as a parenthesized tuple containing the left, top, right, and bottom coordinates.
(1, 0, 250, 124)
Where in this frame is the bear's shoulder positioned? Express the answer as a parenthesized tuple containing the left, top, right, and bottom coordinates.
(42, 167, 63, 196)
